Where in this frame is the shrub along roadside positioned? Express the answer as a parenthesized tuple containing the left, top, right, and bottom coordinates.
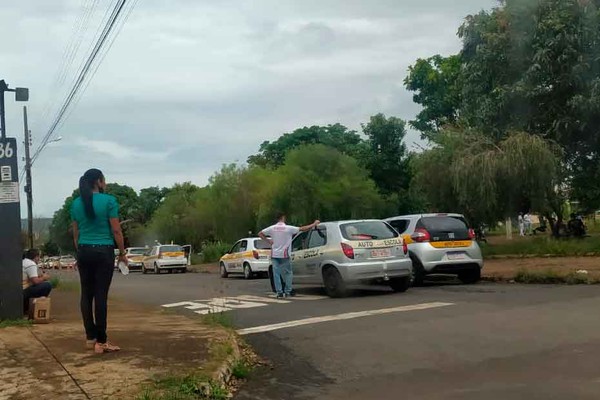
(509, 269, 599, 285)
(201, 242, 232, 263)
(480, 236, 600, 258)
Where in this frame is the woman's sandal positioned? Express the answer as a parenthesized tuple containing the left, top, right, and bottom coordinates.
(94, 342, 121, 354)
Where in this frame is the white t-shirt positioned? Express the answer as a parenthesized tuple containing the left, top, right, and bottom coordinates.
(22, 258, 39, 289)
(261, 222, 300, 259)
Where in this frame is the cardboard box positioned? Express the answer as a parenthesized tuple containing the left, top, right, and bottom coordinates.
(29, 297, 51, 324)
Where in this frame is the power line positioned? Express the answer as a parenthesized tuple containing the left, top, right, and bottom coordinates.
(30, 0, 133, 167)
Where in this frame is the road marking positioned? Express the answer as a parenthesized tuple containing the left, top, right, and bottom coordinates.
(236, 302, 454, 335)
(161, 293, 325, 314)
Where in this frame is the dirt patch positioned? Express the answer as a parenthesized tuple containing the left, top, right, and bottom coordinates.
(0, 288, 236, 400)
(484, 257, 600, 280)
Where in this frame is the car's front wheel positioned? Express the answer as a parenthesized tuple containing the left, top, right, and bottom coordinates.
(142, 264, 147, 274)
(323, 267, 348, 298)
(389, 276, 410, 293)
(154, 263, 159, 274)
(458, 269, 481, 284)
(220, 263, 228, 278)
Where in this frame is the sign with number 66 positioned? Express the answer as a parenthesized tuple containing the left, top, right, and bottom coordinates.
(0, 142, 14, 159)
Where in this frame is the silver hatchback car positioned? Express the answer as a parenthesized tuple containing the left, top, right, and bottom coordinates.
(268, 220, 413, 297)
(385, 213, 483, 285)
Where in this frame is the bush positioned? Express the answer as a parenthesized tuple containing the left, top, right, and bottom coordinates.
(481, 235, 600, 257)
(201, 242, 232, 263)
(514, 268, 593, 284)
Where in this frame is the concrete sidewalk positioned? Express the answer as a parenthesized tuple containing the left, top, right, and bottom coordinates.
(0, 288, 239, 400)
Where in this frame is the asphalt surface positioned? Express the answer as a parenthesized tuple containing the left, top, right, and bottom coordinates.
(106, 270, 600, 400)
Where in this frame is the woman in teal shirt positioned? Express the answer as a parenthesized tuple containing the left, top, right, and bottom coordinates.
(71, 168, 127, 354)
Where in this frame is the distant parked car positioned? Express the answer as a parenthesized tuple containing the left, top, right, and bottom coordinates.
(59, 255, 77, 269)
(268, 220, 412, 297)
(123, 247, 149, 271)
(385, 213, 483, 285)
(142, 244, 187, 274)
(219, 237, 271, 279)
(48, 257, 61, 269)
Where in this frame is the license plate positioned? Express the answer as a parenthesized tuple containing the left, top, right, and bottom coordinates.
(371, 249, 391, 258)
(447, 252, 466, 260)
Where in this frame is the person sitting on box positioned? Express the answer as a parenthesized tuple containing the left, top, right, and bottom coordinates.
(23, 248, 52, 314)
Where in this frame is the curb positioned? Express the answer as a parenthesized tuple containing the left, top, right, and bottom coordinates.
(199, 330, 243, 397)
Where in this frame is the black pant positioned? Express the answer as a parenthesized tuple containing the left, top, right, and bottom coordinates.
(77, 245, 114, 343)
(23, 282, 52, 313)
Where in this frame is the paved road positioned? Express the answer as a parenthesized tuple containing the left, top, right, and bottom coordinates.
(108, 271, 600, 400)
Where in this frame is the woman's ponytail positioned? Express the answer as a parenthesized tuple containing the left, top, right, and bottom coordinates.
(79, 168, 104, 220)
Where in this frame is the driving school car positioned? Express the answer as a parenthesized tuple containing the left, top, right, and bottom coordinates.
(268, 219, 413, 297)
(385, 213, 483, 285)
(142, 244, 188, 274)
(124, 247, 147, 271)
(220, 237, 271, 279)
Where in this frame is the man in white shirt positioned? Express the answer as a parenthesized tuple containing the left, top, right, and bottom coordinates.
(259, 212, 320, 298)
(23, 249, 52, 314)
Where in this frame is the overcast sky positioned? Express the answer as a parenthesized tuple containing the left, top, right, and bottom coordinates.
(0, 0, 495, 217)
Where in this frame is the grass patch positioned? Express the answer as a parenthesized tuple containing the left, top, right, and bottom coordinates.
(50, 277, 80, 292)
(0, 319, 32, 329)
(514, 268, 598, 284)
(481, 235, 600, 258)
(201, 312, 234, 330)
(137, 375, 227, 400)
(231, 360, 252, 379)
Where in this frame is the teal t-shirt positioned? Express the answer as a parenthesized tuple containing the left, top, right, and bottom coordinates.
(71, 193, 120, 245)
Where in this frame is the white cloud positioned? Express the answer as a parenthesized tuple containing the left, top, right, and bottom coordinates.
(0, 0, 497, 216)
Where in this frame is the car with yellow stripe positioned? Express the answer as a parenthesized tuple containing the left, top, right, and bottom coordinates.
(385, 213, 483, 285)
(268, 220, 413, 297)
(142, 244, 187, 274)
(220, 238, 271, 279)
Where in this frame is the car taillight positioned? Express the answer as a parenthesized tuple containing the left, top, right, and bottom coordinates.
(341, 243, 354, 259)
(411, 228, 431, 243)
(253, 250, 259, 259)
(402, 240, 408, 255)
(468, 228, 475, 239)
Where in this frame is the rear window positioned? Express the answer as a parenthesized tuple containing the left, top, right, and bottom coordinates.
(417, 217, 469, 241)
(254, 239, 271, 250)
(160, 245, 183, 253)
(388, 219, 409, 234)
(128, 248, 147, 255)
(340, 221, 398, 241)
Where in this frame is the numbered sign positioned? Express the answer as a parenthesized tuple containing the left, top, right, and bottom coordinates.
(0, 138, 19, 204)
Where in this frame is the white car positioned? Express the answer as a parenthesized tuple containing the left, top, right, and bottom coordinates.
(219, 237, 271, 279)
(142, 244, 188, 274)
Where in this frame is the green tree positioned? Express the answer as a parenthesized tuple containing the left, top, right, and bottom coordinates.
(404, 55, 462, 137)
(360, 114, 416, 214)
(135, 186, 170, 225)
(247, 124, 365, 168)
(42, 240, 60, 256)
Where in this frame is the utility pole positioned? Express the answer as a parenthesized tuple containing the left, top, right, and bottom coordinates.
(23, 106, 33, 249)
(0, 79, 28, 320)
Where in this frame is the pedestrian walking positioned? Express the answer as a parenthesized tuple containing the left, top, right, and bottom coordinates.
(259, 212, 320, 298)
(71, 168, 127, 354)
(524, 212, 532, 236)
(518, 213, 525, 236)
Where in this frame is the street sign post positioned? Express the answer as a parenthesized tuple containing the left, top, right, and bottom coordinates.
(0, 137, 23, 319)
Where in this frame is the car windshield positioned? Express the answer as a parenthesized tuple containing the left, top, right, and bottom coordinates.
(128, 248, 147, 255)
(254, 239, 271, 250)
(340, 221, 397, 240)
(160, 245, 183, 253)
(418, 216, 470, 241)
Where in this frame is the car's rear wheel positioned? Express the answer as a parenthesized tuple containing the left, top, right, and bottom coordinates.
(243, 263, 253, 280)
(154, 263, 159, 274)
(220, 263, 228, 278)
(389, 276, 410, 293)
(142, 264, 147, 274)
(458, 269, 481, 284)
(410, 255, 425, 286)
(323, 267, 348, 298)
